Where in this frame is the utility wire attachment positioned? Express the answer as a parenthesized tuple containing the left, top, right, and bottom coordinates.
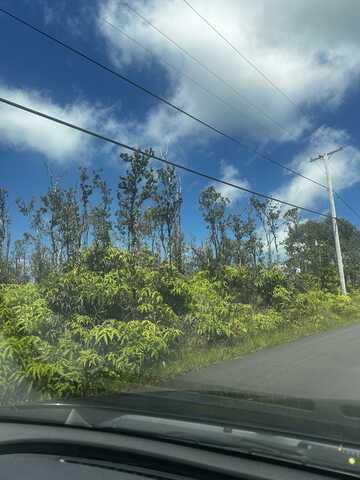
(0, 95, 332, 219)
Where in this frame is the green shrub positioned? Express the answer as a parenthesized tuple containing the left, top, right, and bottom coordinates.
(1, 245, 359, 405)
(250, 309, 284, 333)
(187, 273, 249, 344)
(272, 286, 292, 310)
(156, 265, 191, 316)
(81, 245, 156, 274)
(44, 247, 182, 325)
(254, 267, 288, 306)
(218, 265, 255, 304)
(324, 292, 358, 317)
(0, 284, 58, 340)
(284, 289, 358, 326)
(288, 272, 320, 293)
(43, 269, 126, 319)
(0, 317, 182, 403)
(286, 289, 326, 324)
(0, 280, 182, 403)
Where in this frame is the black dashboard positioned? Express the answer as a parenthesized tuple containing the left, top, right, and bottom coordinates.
(0, 422, 346, 480)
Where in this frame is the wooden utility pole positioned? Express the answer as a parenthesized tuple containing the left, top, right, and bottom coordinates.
(310, 147, 347, 295)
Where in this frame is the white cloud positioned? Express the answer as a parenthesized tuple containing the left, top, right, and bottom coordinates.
(214, 162, 250, 204)
(0, 83, 160, 164)
(0, 84, 102, 162)
(138, 84, 198, 147)
(0, 82, 199, 167)
(3, 0, 360, 175)
(97, 0, 360, 147)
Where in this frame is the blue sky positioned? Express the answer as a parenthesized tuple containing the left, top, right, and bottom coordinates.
(1, 0, 360, 243)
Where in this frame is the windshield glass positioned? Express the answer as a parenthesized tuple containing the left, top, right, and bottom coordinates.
(1, 0, 360, 474)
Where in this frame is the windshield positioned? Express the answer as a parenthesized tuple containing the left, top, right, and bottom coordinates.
(1, 0, 360, 475)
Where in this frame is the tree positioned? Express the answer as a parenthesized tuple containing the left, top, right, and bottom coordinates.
(12, 238, 29, 282)
(228, 213, 244, 265)
(116, 150, 156, 253)
(228, 209, 262, 268)
(41, 185, 82, 265)
(79, 167, 93, 248)
(283, 207, 300, 233)
(244, 209, 263, 268)
(0, 188, 11, 281)
(199, 186, 229, 267)
(16, 196, 49, 281)
(251, 197, 280, 265)
(267, 202, 281, 261)
(60, 187, 82, 263)
(190, 240, 214, 271)
(17, 183, 82, 278)
(282, 218, 360, 290)
(142, 207, 161, 258)
(90, 170, 112, 247)
(333, 218, 360, 288)
(283, 208, 301, 275)
(153, 166, 183, 266)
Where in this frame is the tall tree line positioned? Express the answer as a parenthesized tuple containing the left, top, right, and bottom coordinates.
(1, 149, 360, 290)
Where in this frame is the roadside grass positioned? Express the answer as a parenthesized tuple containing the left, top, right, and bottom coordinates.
(145, 309, 360, 386)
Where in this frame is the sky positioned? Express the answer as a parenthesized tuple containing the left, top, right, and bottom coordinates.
(1, 0, 360, 244)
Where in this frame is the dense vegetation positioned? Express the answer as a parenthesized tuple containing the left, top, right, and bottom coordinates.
(0, 149, 360, 404)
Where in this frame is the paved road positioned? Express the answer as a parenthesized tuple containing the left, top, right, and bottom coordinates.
(170, 324, 360, 400)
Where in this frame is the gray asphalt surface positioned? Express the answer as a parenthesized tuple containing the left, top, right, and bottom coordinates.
(170, 324, 360, 400)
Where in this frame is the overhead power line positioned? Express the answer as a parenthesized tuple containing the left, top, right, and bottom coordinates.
(102, 18, 287, 139)
(105, 12, 360, 222)
(182, 0, 360, 213)
(122, 2, 290, 138)
(0, 6, 328, 193)
(0, 95, 331, 219)
(335, 193, 360, 220)
(312, 153, 360, 221)
(182, 0, 301, 111)
(3, 7, 359, 220)
(0, 7, 248, 150)
(113, 8, 360, 210)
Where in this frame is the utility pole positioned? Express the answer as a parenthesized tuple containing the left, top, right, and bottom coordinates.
(310, 147, 347, 295)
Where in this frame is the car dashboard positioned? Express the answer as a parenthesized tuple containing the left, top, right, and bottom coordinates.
(0, 421, 351, 480)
